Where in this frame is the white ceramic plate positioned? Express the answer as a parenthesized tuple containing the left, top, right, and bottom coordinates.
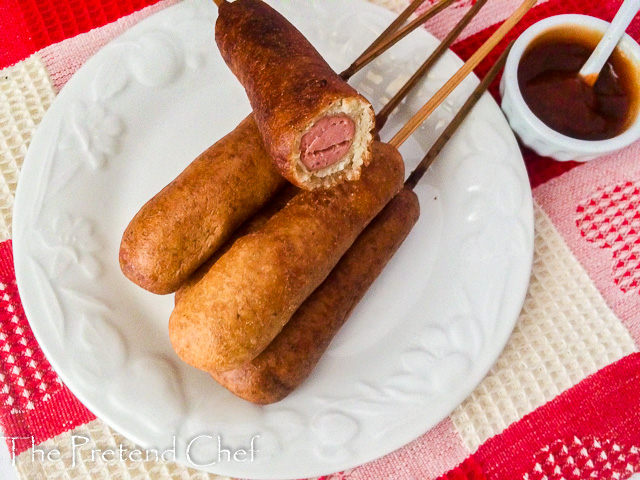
(13, 1, 534, 478)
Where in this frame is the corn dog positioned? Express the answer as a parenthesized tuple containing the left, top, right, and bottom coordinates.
(216, 0, 375, 190)
(211, 188, 419, 404)
(169, 142, 404, 372)
(119, 116, 286, 295)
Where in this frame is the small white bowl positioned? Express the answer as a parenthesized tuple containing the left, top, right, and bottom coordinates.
(500, 14, 640, 161)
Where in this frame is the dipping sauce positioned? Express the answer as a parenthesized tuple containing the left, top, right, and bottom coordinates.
(517, 25, 640, 140)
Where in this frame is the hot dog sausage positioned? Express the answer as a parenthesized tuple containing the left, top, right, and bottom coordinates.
(215, 0, 375, 190)
(210, 188, 420, 404)
(119, 115, 286, 295)
(169, 141, 404, 372)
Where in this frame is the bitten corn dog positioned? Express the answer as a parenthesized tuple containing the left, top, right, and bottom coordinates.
(216, 0, 375, 190)
(169, 142, 404, 372)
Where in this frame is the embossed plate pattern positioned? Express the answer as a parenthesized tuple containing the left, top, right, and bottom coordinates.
(13, 1, 534, 478)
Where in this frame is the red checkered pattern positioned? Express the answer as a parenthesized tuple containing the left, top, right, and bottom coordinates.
(576, 181, 640, 295)
(524, 437, 640, 480)
(0, 265, 62, 416)
(439, 353, 640, 480)
(0, 242, 94, 455)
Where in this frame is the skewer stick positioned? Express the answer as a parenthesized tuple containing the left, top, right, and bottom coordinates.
(376, 0, 490, 130)
(340, 0, 456, 79)
(389, 0, 536, 148)
(405, 42, 514, 190)
(354, 0, 430, 62)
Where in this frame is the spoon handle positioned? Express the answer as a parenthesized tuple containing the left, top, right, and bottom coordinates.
(579, 0, 640, 82)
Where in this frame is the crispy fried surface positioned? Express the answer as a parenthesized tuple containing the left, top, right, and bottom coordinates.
(212, 188, 420, 404)
(174, 184, 300, 304)
(119, 115, 286, 294)
(169, 142, 404, 372)
(215, 0, 374, 189)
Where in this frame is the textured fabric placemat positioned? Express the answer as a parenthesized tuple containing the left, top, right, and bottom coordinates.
(1, 0, 639, 478)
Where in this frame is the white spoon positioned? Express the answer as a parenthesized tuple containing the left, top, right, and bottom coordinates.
(579, 0, 640, 86)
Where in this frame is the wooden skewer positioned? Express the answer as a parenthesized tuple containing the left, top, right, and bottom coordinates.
(353, 0, 430, 63)
(389, 0, 536, 149)
(376, 0, 490, 130)
(340, 0, 456, 79)
(405, 41, 514, 190)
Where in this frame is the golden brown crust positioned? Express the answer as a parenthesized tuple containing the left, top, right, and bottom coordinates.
(119, 115, 286, 295)
(215, 0, 374, 190)
(169, 142, 404, 372)
(211, 188, 420, 404)
(174, 184, 300, 304)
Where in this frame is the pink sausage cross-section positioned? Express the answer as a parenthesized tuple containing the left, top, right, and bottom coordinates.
(300, 115, 356, 171)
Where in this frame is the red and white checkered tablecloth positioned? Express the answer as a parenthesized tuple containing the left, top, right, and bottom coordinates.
(1, 0, 640, 478)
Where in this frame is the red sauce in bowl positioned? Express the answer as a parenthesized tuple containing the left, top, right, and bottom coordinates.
(517, 25, 639, 141)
